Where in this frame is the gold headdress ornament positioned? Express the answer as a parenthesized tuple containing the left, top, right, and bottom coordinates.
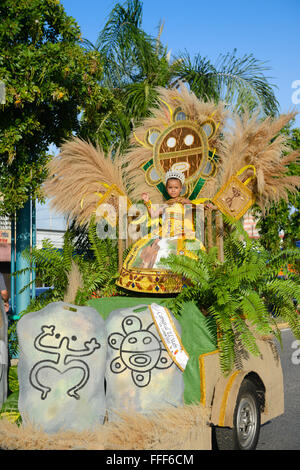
(127, 85, 227, 202)
(165, 168, 185, 186)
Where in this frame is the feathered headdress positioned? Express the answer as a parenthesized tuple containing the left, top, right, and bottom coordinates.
(125, 85, 229, 203)
(44, 85, 300, 225)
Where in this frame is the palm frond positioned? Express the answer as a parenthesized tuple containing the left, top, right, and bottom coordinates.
(171, 49, 279, 117)
(214, 49, 279, 116)
(171, 51, 219, 102)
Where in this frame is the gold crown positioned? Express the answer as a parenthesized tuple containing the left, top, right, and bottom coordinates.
(165, 169, 185, 185)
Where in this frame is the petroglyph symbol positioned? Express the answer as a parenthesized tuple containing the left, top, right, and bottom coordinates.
(225, 186, 244, 209)
(29, 325, 100, 400)
(108, 315, 173, 388)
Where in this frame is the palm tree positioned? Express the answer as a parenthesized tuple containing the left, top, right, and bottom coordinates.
(162, 221, 300, 374)
(171, 49, 279, 116)
(83, 0, 279, 150)
(82, 0, 172, 150)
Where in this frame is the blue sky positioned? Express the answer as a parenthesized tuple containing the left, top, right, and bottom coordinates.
(60, 0, 300, 121)
(38, 0, 300, 229)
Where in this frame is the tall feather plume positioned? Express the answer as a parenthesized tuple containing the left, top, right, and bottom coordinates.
(44, 137, 129, 226)
(218, 110, 300, 211)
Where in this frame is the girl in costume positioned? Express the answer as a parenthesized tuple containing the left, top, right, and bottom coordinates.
(116, 169, 208, 294)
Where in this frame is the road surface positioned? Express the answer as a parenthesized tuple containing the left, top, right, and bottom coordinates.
(257, 328, 300, 450)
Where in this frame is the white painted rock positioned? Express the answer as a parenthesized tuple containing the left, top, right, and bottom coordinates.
(17, 302, 107, 433)
(105, 304, 185, 420)
(0, 299, 8, 409)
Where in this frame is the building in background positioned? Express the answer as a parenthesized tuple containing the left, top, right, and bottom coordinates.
(35, 200, 66, 249)
(0, 215, 12, 291)
(0, 203, 66, 297)
(242, 212, 260, 239)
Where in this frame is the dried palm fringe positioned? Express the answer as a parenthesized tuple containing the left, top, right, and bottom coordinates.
(0, 404, 211, 450)
(44, 138, 128, 227)
(218, 110, 300, 212)
(63, 260, 84, 304)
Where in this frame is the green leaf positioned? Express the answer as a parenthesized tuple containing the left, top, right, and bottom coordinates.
(0, 391, 21, 425)
(8, 366, 19, 393)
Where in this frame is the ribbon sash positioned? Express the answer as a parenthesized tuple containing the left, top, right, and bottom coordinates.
(149, 303, 189, 371)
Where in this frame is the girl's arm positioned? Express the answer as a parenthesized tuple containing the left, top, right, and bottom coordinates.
(142, 193, 163, 217)
(189, 197, 218, 210)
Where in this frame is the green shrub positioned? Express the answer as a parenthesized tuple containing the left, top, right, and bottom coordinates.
(163, 218, 300, 374)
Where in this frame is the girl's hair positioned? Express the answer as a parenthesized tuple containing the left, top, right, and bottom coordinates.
(166, 177, 182, 186)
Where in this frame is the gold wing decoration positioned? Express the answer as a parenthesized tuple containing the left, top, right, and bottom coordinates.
(217, 110, 300, 214)
(44, 137, 131, 226)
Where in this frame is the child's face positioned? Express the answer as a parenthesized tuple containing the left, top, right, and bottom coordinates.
(166, 178, 182, 198)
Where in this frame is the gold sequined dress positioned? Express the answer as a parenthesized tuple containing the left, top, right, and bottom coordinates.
(116, 198, 205, 294)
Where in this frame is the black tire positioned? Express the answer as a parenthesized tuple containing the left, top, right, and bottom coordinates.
(214, 378, 261, 450)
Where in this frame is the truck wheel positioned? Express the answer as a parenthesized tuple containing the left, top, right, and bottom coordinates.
(214, 378, 261, 450)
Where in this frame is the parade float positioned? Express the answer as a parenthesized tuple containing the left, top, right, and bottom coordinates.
(0, 85, 300, 450)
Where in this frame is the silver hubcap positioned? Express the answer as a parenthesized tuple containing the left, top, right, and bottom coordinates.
(236, 395, 258, 449)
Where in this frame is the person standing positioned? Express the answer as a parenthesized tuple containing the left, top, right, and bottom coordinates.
(0, 273, 9, 313)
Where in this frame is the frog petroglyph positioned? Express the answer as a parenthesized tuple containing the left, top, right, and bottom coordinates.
(29, 325, 101, 400)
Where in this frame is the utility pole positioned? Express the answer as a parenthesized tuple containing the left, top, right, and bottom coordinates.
(14, 199, 31, 319)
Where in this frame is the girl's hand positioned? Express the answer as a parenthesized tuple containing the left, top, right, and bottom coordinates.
(181, 198, 192, 204)
(205, 202, 218, 210)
